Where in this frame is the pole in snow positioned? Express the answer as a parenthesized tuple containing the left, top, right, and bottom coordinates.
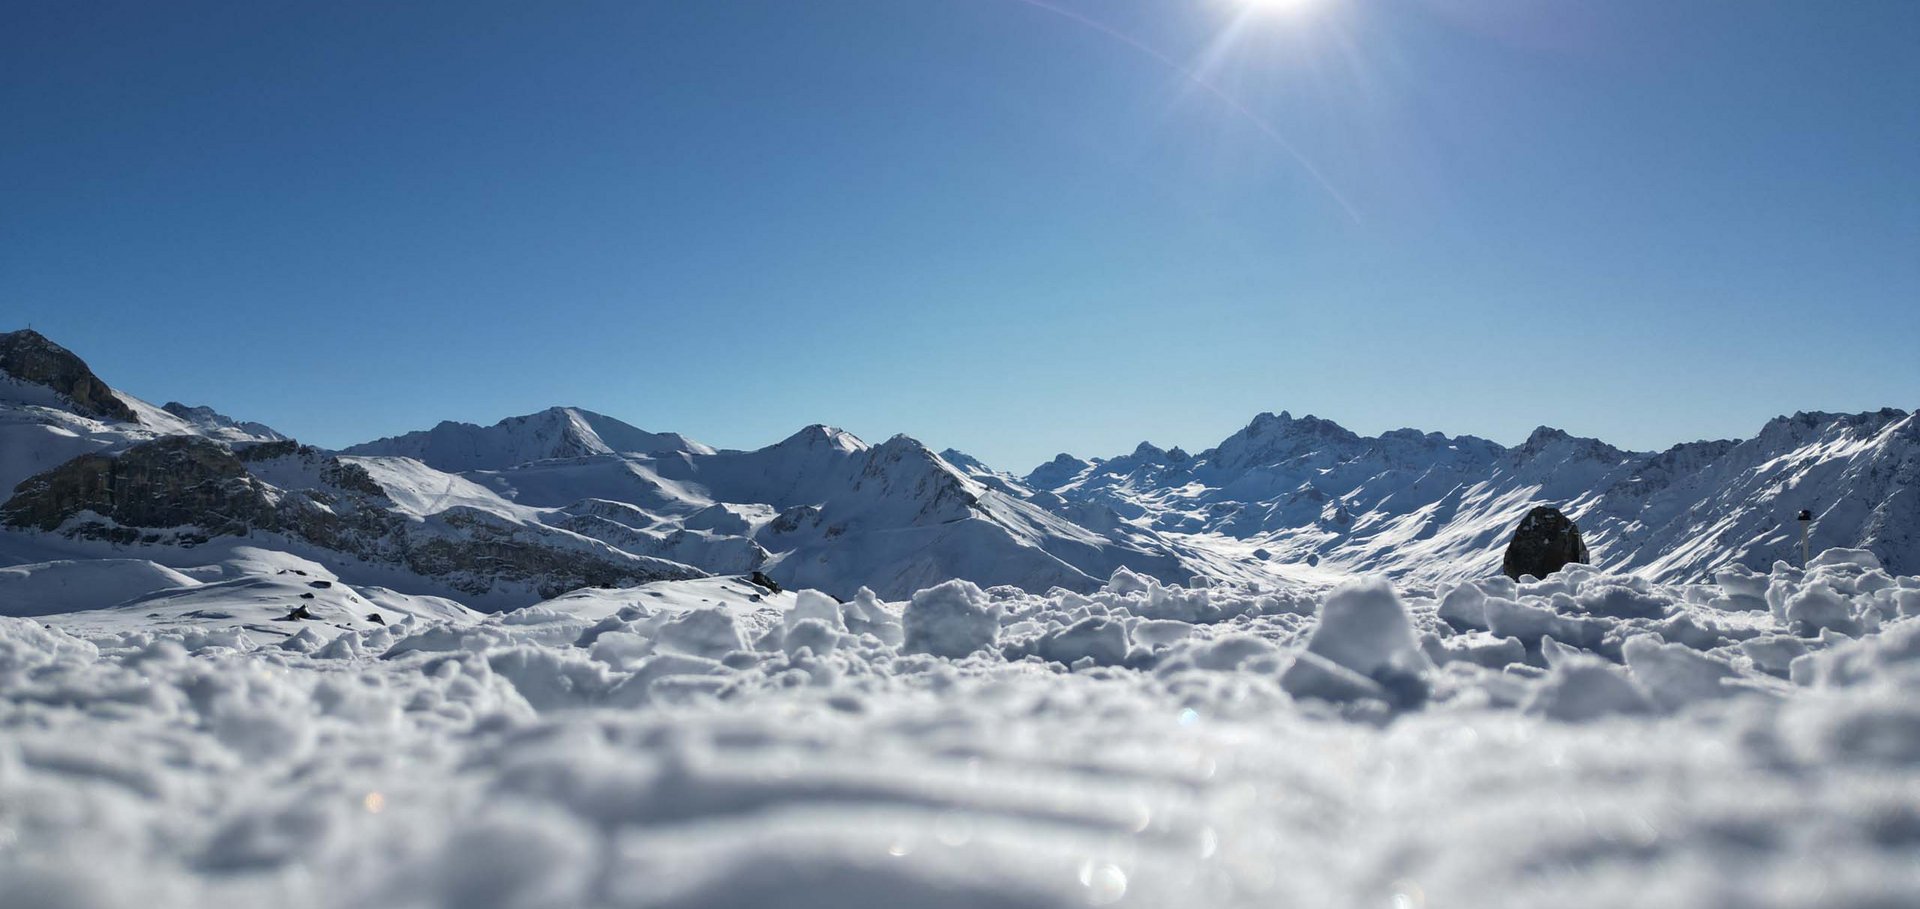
(1797, 509, 1813, 568)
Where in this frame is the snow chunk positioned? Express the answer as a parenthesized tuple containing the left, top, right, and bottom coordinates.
(1621, 635, 1744, 712)
(1784, 583, 1862, 637)
(842, 587, 903, 646)
(1278, 577, 1431, 707)
(1808, 548, 1884, 571)
(0, 617, 98, 675)
(1280, 650, 1391, 704)
(1303, 577, 1430, 678)
(903, 579, 1000, 659)
(1184, 634, 1282, 672)
(1033, 616, 1129, 667)
(1524, 659, 1653, 721)
(1573, 582, 1674, 620)
(1740, 634, 1810, 677)
(1437, 583, 1487, 629)
(786, 590, 846, 633)
(1484, 595, 1603, 649)
(783, 618, 842, 657)
(1423, 630, 1526, 668)
(1106, 567, 1152, 596)
(654, 609, 748, 659)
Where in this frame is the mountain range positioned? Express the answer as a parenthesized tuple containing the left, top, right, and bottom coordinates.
(2, 327, 1913, 608)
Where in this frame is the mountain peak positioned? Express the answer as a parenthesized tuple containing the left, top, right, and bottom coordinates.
(0, 328, 137, 422)
(779, 424, 868, 453)
(161, 402, 287, 442)
(1206, 409, 1362, 470)
(937, 448, 994, 475)
(1024, 452, 1097, 490)
(343, 406, 709, 470)
(1523, 425, 1572, 447)
(1513, 425, 1630, 463)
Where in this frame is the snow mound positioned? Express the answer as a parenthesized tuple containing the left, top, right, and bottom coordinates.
(903, 579, 999, 658)
(0, 559, 201, 616)
(1300, 576, 1428, 677)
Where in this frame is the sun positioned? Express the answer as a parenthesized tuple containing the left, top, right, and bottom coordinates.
(1235, 0, 1322, 17)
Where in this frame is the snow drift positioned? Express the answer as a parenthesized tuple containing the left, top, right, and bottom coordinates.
(2, 551, 1918, 907)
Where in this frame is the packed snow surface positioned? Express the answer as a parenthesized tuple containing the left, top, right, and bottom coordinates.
(3, 550, 1919, 908)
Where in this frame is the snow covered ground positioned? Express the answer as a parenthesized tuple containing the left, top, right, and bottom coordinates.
(3, 549, 1918, 908)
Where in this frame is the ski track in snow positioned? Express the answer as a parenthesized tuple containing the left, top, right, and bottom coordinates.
(3, 551, 1919, 908)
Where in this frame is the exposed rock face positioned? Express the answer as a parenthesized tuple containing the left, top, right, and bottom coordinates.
(2, 437, 704, 598)
(1502, 506, 1591, 580)
(0, 329, 137, 422)
(2, 436, 273, 536)
(161, 401, 287, 441)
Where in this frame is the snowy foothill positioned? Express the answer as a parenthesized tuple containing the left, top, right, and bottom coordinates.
(3, 550, 1919, 908)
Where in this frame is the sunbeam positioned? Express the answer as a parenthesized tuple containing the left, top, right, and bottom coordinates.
(999, 0, 1362, 224)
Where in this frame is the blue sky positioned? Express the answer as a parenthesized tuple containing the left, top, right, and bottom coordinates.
(4, 0, 1915, 470)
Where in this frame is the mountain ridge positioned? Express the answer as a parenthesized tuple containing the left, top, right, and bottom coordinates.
(1018, 405, 1917, 582)
(2, 327, 1913, 605)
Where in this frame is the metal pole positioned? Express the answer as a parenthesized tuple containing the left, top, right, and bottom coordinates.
(1797, 509, 1813, 568)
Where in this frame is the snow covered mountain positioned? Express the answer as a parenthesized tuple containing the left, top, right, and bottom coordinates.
(0, 330, 1199, 604)
(4, 326, 1914, 609)
(159, 401, 289, 443)
(350, 420, 1202, 599)
(0, 331, 702, 605)
(1, 329, 287, 494)
(1024, 407, 1920, 584)
(342, 406, 714, 470)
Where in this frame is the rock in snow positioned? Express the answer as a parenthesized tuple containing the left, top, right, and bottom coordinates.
(1501, 505, 1592, 580)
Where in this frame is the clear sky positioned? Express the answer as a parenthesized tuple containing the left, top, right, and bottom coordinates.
(4, 0, 1915, 471)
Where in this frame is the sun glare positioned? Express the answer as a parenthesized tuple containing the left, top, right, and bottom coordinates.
(1237, 0, 1321, 17)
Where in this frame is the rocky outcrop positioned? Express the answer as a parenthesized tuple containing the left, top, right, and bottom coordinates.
(2, 437, 704, 598)
(2, 436, 273, 537)
(1501, 506, 1591, 580)
(0, 329, 137, 422)
(161, 402, 286, 441)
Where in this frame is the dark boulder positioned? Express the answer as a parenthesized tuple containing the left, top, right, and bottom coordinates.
(0, 329, 138, 422)
(1501, 506, 1591, 580)
(748, 570, 783, 593)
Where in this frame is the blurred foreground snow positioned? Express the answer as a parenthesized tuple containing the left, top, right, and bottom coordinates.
(2, 550, 1919, 908)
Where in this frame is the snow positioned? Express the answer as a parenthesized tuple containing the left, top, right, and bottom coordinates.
(0, 559, 201, 616)
(16, 332, 1915, 611)
(1026, 408, 1920, 587)
(342, 406, 714, 471)
(340, 455, 547, 522)
(1298, 576, 1429, 678)
(0, 550, 1916, 907)
(329, 414, 1197, 601)
(1030, 615, 1131, 667)
(902, 578, 1000, 658)
(7, 334, 1920, 906)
